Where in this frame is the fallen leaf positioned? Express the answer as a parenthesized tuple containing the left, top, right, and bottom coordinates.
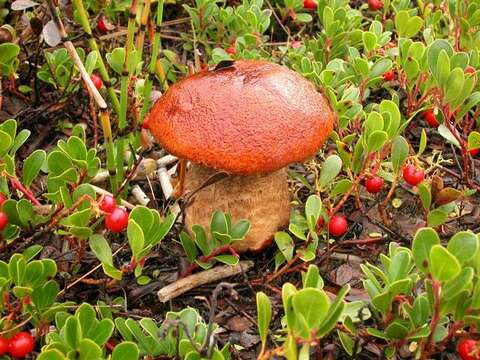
(226, 316, 252, 332)
(11, 0, 38, 11)
(42, 20, 61, 47)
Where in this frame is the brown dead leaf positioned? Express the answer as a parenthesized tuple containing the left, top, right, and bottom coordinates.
(226, 316, 252, 332)
(434, 187, 462, 206)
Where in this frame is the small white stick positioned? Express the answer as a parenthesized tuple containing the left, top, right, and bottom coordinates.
(158, 166, 173, 200)
(92, 158, 157, 184)
(157, 261, 254, 303)
(131, 185, 150, 205)
(157, 155, 178, 167)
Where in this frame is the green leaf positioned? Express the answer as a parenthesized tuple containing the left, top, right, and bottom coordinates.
(112, 342, 140, 360)
(412, 228, 440, 272)
(405, 16, 423, 38)
(369, 58, 392, 79)
(430, 245, 461, 281)
(427, 209, 448, 227)
(362, 31, 377, 52)
(385, 320, 409, 339)
(22, 150, 46, 186)
(443, 267, 474, 300)
(10, 129, 30, 155)
(418, 129, 427, 156)
(102, 264, 122, 280)
(256, 292, 272, 355)
(418, 183, 432, 210)
(303, 265, 323, 289)
(437, 124, 460, 148)
(364, 112, 384, 137)
(89, 234, 113, 266)
(231, 220, 250, 240)
(127, 219, 144, 260)
(319, 155, 342, 188)
(391, 136, 409, 172)
(275, 232, 294, 262)
(90, 319, 114, 346)
(410, 296, 431, 327)
(214, 255, 238, 265)
(317, 285, 349, 337)
(0, 130, 12, 156)
(292, 288, 329, 329)
(468, 131, 480, 150)
(367, 131, 388, 153)
(305, 195, 322, 232)
(296, 12, 312, 23)
(388, 251, 413, 283)
(447, 231, 478, 263)
(211, 211, 229, 235)
(435, 50, 451, 88)
(64, 316, 82, 348)
(37, 350, 67, 360)
(180, 231, 197, 262)
(78, 338, 102, 360)
(444, 68, 464, 103)
(9, 254, 26, 285)
(338, 330, 358, 356)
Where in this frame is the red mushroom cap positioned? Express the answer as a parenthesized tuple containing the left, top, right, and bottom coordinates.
(146, 60, 335, 175)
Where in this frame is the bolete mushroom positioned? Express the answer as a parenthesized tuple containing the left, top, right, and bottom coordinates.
(145, 60, 334, 252)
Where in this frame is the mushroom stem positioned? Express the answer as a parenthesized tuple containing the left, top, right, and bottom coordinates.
(184, 163, 291, 253)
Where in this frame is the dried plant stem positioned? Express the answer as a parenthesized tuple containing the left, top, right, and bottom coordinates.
(157, 261, 253, 303)
(71, 0, 120, 114)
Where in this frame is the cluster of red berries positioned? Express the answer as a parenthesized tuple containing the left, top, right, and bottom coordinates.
(0, 193, 8, 233)
(458, 339, 480, 360)
(100, 196, 128, 233)
(0, 332, 34, 358)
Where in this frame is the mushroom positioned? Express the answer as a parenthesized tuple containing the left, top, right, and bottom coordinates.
(145, 60, 334, 252)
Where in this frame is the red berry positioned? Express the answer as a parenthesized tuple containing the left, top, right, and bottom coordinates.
(368, 0, 384, 11)
(97, 17, 109, 33)
(226, 46, 236, 55)
(423, 109, 439, 127)
(91, 73, 103, 90)
(105, 208, 129, 233)
(0, 337, 9, 356)
(383, 70, 394, 81)
(328, 215, 348, 237)
(8, 332, 34, 358)
(470, 148, 480, 156)
(402, 164, 425, 186)
(0, 212, 8, 232)
(365, 176, 384, 194)
(0, 193, 5, 206)
(458, 339, 479, 360)
(100, 195, 116, 213)
(303, 0, 317, 9)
